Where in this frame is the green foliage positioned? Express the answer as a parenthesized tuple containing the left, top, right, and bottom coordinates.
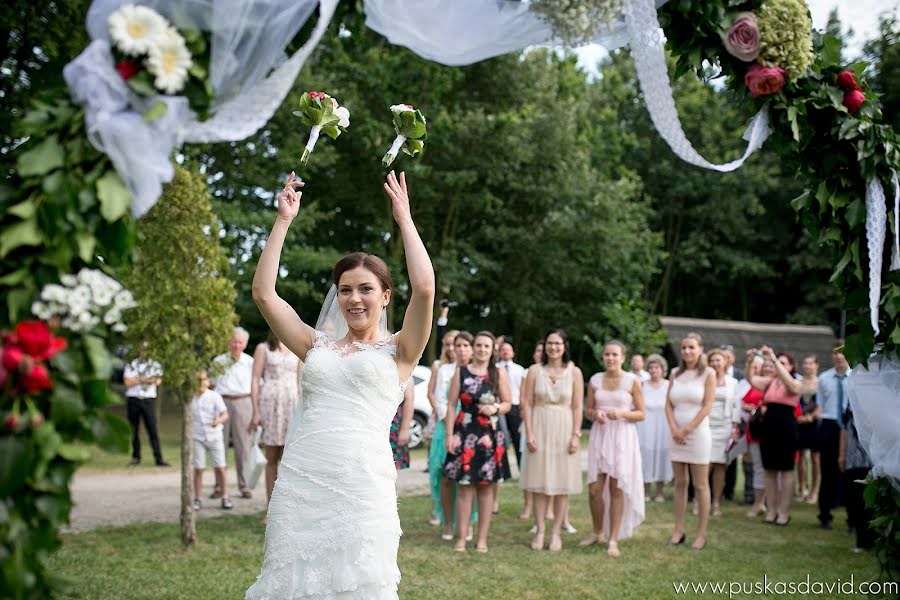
(864, 474, 900, 582)
(125, 167, 237, 399)
(584, 294, 668, 364)
(1, 333, 129, 599)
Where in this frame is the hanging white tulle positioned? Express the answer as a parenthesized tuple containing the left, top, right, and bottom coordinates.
(363, 0, 650, 66)
(847, 354, 900, 490)
(64, 0, 337, 218)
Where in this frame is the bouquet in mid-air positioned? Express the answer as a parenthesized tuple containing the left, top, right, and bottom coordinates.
(381, 104, 427, 167)
(296, 91, 350, 166)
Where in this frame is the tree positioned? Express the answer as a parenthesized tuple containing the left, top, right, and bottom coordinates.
(125, 167, 237, 545)
(863, 14, 900, 133)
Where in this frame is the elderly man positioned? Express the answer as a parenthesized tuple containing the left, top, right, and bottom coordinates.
(210, 327, 255, 498)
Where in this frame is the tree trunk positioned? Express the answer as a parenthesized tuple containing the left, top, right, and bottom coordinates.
(179, 389, 196, 546)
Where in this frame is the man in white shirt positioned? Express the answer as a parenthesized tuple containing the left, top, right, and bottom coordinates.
(124, 342, 169, 467)
(210, 327, 255, 498)
(630, 354, 651, 383)
(497, 341, 526, 470)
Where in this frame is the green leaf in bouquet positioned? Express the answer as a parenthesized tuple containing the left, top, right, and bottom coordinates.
(307, 107, 324, 124)
(50, 388, 87, 425)
(142, 100, 169, 122)
(57, 444, 91, 463)
(322, 125, 341, 140)
(0, 436, 31, 496)
(399, 110, 416, 130)
(126, 71, 157, 97)
(75, 231, 96, 262)
(83, 336, 113, 380)
(406, 119, 427, 140)
(188, 62, 207, 80)
(301, 116, 312, 128)
(402, 138, 425, 158)
(96, 170, 132, 222)
(7, 199, 36, 219)
(16, 135, 65, 177)
(90, 413, 130, 453)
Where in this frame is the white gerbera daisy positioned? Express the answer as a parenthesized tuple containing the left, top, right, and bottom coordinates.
(390, 104, 414, 115)
(108, 4, 169, 56)
(146, 27, 192, 94)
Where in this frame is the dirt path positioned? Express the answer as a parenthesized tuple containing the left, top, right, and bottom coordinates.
(68, 450, 587, 533)
(67, 458, 432, 533)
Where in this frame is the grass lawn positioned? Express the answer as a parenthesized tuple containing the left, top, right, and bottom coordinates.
(51, 481, 885, 599)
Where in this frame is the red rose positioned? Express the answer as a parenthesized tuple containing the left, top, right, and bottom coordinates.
(5, 414, 20, 432)
(836, 70, 859, 91)
(115, 60, 140, 80)
(1, 345, 24, 371)
(21, 364, 52, 393)
(744, 63, 787, 98)
(843, 89, 865, 114)
(15, 321, 66, 361)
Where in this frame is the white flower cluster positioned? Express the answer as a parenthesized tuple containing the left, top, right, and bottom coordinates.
(530, 0, 626, 45)
(32, 269, 137, 333)
(108, 4, 192, 94)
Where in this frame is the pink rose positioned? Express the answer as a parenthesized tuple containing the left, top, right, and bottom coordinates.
(836, 70, 859, 91)
(744, 63, 787, 98)
(723, 12, 761, 62)
(843, 89, 865, 114)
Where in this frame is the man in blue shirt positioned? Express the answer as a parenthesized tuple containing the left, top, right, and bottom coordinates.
(814, 344, 851, 529)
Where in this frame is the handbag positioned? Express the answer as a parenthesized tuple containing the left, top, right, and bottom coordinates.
(243, 426, 268, 490)
(748, 407, 765, 439)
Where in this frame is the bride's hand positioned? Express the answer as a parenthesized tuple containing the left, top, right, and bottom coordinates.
(278, 171, 304, 221)
(383, 171, 412, 225)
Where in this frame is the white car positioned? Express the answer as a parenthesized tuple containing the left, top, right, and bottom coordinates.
(408, 364, 434, 450)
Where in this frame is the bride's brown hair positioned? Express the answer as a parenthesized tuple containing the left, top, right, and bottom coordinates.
(332, 252, 393, 292)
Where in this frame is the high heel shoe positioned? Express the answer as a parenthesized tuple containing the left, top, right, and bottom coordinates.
(667, 533, 686, 546)
(549, 534, 563, 552)
(607, 540, 621, 557)
(531, 531, 545, 551)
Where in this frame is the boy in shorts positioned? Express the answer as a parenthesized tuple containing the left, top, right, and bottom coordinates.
(191, 369, 233, 510)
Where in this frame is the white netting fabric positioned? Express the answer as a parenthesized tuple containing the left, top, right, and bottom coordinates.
(65, 0, 337, 217)
(362, 0, 665, 67)
(847, 354, 900, 490)
(623, 0, 771, 172)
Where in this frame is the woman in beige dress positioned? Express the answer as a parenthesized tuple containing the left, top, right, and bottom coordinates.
(520, 328, 584, 552)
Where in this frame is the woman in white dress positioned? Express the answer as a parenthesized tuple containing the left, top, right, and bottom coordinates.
(637, 354, 672, 502)
(245, 171, 434, 600)
(665, 333, 715, 550)
(706, 349, 740, 517)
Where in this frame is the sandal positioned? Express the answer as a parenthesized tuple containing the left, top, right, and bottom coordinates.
(549, 534, 563, 552)
(579, 532, 606, 546)
(531, 531, 545, 551)
(607, 540, 621, 557)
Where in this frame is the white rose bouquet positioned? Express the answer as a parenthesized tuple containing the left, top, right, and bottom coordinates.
(32, 269, 137, 333)
(381, 104, 427, 168)
(296, 91, 351, 166)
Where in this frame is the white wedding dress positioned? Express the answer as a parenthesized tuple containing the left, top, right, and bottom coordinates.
(245, 331, 404, 599)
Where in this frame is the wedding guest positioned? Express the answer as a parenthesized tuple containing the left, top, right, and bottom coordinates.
(444, 331, 512, 552)
(210, 327, 255, 498)
(748, 348, 801, 526)
(720, 346, 741, 500)
(796, 355, 820, 504)
(437, 332, 477, 541)
(520, 328, 584, 552)
(721, 345, 744, 380)
(249, 329, 302, 502)
(740, 354, 767, 516)
(519, 339, 545, 521)
(840, 399, 875, 553)
(581, 340, 645, 557)
(124, 341, 169, 467)
(427, 328, 459, 526)
(497, 341, 526, 471)
(706, 349, 740, 516)
(637, 354, 672, 502)
(630, 353, 651, 382)
(191, 369, 232, 510)
(390, 384, 415, 470)
(665, 333, 714, 550)
(816, 344, 851, 530)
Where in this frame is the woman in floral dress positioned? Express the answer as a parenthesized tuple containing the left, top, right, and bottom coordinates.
(389, 384, 414, 470)
(443, 331, 512, 552)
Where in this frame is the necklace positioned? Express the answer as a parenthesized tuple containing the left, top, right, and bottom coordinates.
(544, 364, 565, 384)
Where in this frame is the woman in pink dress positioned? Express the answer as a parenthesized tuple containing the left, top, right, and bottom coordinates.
(581, 340, 645, 557)
(249, 329, 302, 502)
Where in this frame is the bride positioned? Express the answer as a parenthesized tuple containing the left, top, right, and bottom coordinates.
(245, 170, 434, 599)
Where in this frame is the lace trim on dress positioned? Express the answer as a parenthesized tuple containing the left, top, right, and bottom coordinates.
(311, 331, 414, 393)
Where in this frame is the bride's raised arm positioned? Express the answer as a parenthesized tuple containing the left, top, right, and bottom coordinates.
(252, 171, 317, 361)
(383, 171, 435, 373)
